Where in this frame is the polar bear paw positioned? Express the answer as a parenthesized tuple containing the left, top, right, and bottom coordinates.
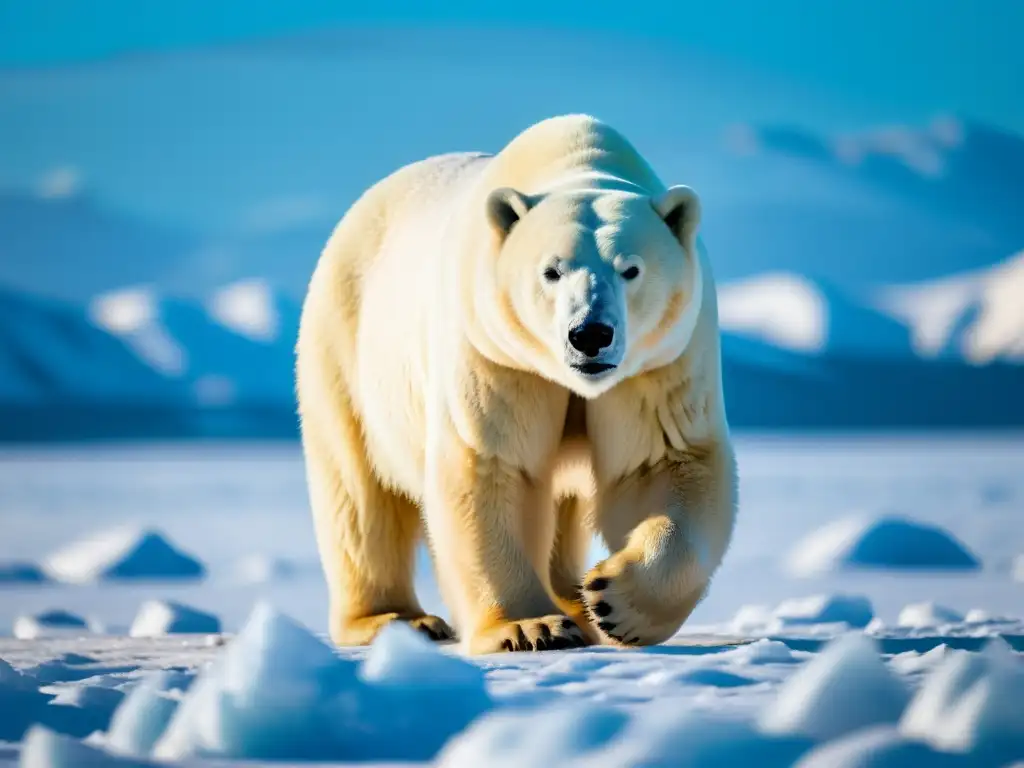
(469, 615, 590, 654)
(331, 612, 455, 646)
(405, 615, 457, 642)
(581, 553, 680, 647)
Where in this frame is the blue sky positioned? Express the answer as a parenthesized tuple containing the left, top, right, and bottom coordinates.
(1, 1, 1022, 234)
(3, 0, 1022, 134)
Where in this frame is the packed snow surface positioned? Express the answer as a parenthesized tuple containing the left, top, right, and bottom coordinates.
(0, 437, 1021, 766)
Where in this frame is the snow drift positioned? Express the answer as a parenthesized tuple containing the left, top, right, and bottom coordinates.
(42, 528, 205, 584)
(787, 514, 981, 576)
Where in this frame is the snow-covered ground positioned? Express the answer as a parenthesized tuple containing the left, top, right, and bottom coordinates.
(0, 436, 1022, 766)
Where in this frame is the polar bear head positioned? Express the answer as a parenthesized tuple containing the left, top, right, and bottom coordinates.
(477, 184, 704, 398)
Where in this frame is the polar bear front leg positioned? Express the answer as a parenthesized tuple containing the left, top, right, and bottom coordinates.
(424, 420, 591, 655)
(583, 442, 737, 646)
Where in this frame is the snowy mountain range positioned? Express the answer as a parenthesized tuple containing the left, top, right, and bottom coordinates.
(0, 282, 299, 441)
(877, 250, 1024, 365)
(0, 257, 1021, 440)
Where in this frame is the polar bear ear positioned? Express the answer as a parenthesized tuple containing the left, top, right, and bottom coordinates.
(653, 185, 702, 247)
(486, 187, 534, 238)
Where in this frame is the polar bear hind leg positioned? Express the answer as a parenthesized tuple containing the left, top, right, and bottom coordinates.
(300, 388, 454, 646)
(547, 496, 602, 643)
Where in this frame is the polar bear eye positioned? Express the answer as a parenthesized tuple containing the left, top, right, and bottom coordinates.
(542, 265, 562, 282)
(621, 265, 641, 281)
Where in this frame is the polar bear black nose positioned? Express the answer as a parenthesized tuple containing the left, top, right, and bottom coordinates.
(568, 322, 615, 357)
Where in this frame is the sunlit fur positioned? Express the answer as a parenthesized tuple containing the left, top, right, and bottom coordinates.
(296, 114, 737, 654)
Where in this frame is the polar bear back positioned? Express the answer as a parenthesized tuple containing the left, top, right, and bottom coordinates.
(298, 151, 492, 497)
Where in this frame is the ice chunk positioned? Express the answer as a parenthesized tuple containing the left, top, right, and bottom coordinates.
(794, 725, 966, 767)
(774, 594, 875, 629)
(437, 702, 629, 767)
(44, 685, 127, 738)
(362, 620, 482, 690)
(889, 645, 959, 675)
(153, 602, 360, 761)
(787, 514, 981, 576)
(155, 606, 493, 763)
(0, 657, 53, 742)
(726, 638, 798, 665)
(128, 600, 220, 637)
(759, 632, 910, 741)
(0, 656, 36, 690)
(729, 604, 779, 634)
(438, 703, 810, 768)
(105, 673, 181, 758)
(352, 622, 492, 760)
(13, 610, 92, 640)
(865, 617, 887, 634)
(20, 724, 156, 767)
(42, 528, 204, 583)
(901, 638, 1024, 762)
(963, 608, 1016, 625)
(897, 601, 965, 629)
(900, 645, 989, 740)
(0, 561, 48, 583)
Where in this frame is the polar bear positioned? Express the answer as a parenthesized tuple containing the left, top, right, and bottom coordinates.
(296, 114, 737, 654)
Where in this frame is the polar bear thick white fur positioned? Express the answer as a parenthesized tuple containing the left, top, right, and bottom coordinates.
(296, 114, 737, 654)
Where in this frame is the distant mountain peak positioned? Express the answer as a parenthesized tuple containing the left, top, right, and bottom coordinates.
(206, 278, 279, 343)
(877, 250, 1024, 364)
(89, 286, 157, 334)
(717, 272, 912, 358)
(729, 115, 970, 179)
(829, 116, 964, 178)
(88, 287, 187, 377)
(725, 115, 967, 179)
(34, 166, 83, 201)
(718, 273, 827, 353)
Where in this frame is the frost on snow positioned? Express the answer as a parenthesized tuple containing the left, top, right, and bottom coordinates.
(128, 600, 220, 637)
(42, 527, 205, 583)
(787, 514, 981, 576)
